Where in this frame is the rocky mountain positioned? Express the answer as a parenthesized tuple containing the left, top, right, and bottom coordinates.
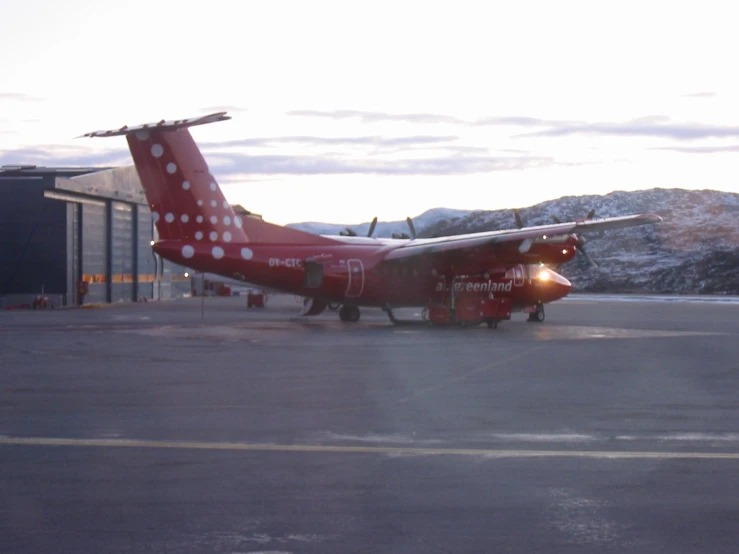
(420, 188, 739, 295)
(288, 188, 739, 294)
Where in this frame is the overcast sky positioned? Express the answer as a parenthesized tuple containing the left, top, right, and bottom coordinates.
(1, 0, 737, 224)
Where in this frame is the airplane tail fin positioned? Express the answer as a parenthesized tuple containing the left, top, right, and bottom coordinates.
(82, 112, 339, 245)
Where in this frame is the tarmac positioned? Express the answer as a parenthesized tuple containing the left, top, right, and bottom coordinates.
(1, 294, 739, 553)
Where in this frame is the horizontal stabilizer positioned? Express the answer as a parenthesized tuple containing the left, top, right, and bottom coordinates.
(80, 112, 231, 138)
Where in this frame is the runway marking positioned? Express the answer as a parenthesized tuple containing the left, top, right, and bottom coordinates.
(2, 436, 739, 460)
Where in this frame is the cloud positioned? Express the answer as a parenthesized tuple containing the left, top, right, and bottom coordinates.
(0, 93, 44, 102)
(682, 92, 717, 98)
(294, 109, 739, 141)
(0, 145, 129, 167)
(199, 105, 248, 114)
(652, 145, 739, 154)
(288, 110, 579, 128)
(206, 153, 554, 176)
(517, 118, 739, 141)
(473, 116, 579, 127)
(203, 135, 460, 149)
(288, 109, 465, 125)
(1, 143, 553, 178)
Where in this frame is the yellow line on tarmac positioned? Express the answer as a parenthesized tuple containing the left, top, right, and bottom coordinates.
(2, 437, 739, 460)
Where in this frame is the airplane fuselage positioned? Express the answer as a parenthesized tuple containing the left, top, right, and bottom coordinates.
(154, 238, 573, 310)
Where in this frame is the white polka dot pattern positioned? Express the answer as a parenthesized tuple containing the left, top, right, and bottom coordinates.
(131, 131, 249, 246)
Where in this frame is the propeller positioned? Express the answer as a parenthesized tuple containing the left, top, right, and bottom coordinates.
(339, 216, 379, 237)
(514, 208, 599, 267)
(367, 217, 378, 238)
(577, 239, 598, 268)
(391, 216, 417, 240)
(406, 216, 417, 239)
(568, 209, 598, 267)
(552, 209, 595, 225)
(513, 209, 524, 229)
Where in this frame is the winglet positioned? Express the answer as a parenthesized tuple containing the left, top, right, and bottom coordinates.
(78, 112, 231, 138)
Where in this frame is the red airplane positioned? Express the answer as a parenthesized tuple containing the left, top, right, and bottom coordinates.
(83, 112, 662, 328)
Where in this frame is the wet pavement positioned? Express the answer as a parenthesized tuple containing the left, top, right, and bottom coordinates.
(1, 295, 739, 553)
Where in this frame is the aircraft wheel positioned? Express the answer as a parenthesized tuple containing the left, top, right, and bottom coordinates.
(328, 302, 340, 311)
(339, 305, 360, 322)
(487, 319, 498, 329)
(527, 307, 545, 323)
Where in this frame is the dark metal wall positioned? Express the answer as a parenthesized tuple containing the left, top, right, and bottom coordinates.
(0, 178, 67, 296)
(65, 202, 81, 304)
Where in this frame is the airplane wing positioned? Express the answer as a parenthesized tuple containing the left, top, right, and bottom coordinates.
(382, 213, 662, 260)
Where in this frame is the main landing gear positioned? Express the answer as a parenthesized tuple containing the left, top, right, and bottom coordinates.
(527, 303, 545, 323)
(338, 304, 360, 322)
(382, 304, 415, 325)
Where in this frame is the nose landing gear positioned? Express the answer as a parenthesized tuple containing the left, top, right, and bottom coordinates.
(527, 303, 545, 323)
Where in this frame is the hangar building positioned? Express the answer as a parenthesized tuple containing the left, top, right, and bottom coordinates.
(0, 165, 191, 308)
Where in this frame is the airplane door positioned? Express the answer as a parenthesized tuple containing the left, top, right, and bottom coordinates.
(303, 260, 323, 288)
(346, 259, 364, 297)
(513, 264, 525, 287)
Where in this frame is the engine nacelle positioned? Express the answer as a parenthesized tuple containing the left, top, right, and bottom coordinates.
(498, 236, 579, 265)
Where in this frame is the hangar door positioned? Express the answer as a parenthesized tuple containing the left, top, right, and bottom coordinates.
(137, 206, 157, 299)
(81, 200, 108, 303)
(111, 202, 134, 302)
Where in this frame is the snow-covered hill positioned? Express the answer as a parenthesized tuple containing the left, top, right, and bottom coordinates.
(420, 188, 739, 294)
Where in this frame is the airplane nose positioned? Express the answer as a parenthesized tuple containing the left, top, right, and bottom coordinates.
(551, 271, 572, 300)
(533, 266, 572, 301)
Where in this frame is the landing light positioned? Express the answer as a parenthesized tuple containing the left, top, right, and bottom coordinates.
(150, 240, 155, 246)
(184, 272, 189, 278)
(542, 235, 547, 239)
(538, 269, 551, 282)
(562, 249, 568, 255)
